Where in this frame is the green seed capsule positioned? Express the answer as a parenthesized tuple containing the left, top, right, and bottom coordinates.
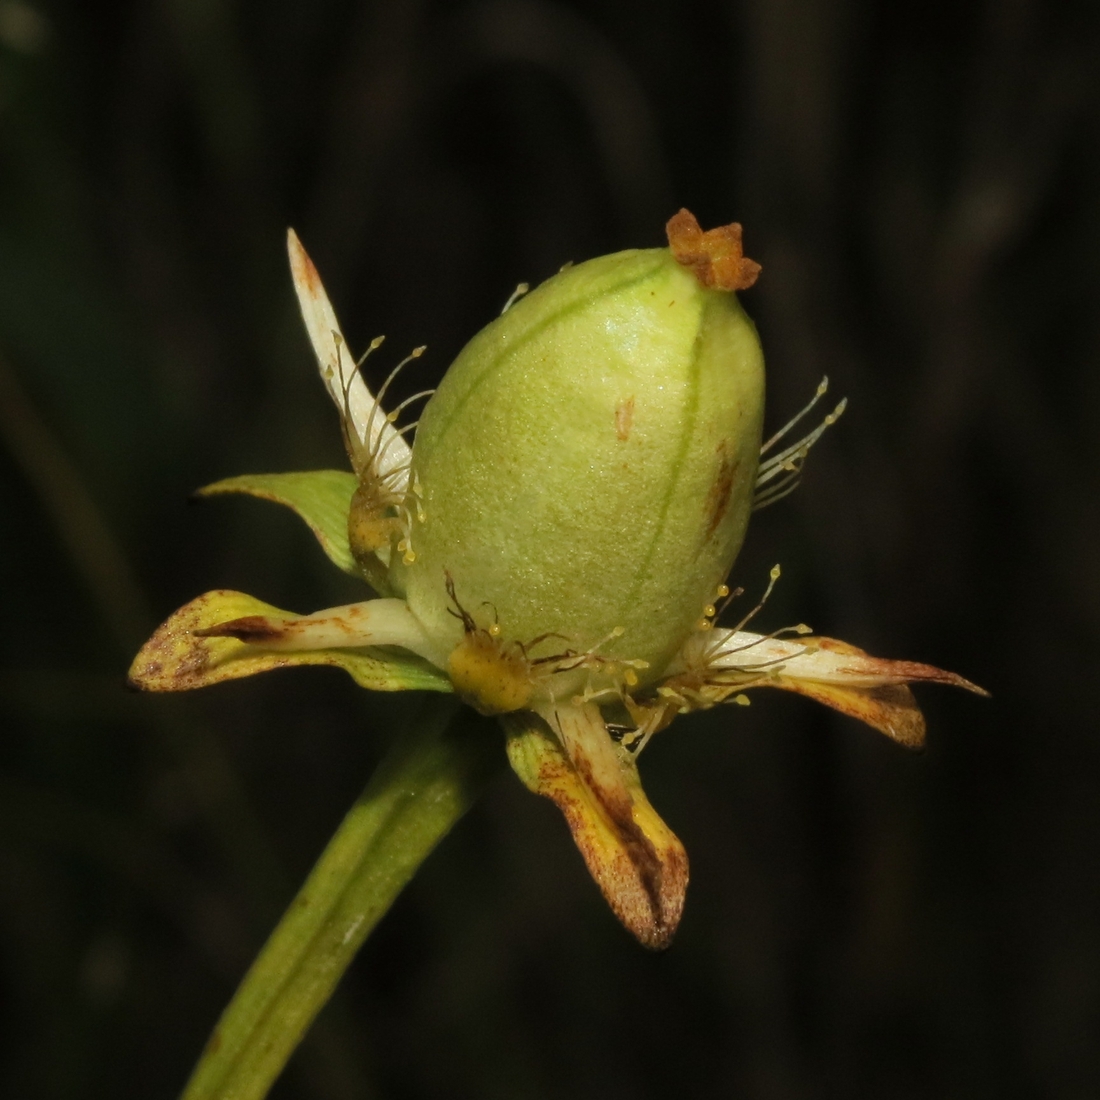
(392, 211, 765, 712)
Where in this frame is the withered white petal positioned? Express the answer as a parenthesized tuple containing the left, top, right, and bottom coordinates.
(679, 627, 986, 692)
(198, 596, 436, 661)
(286, 229, 411, 486)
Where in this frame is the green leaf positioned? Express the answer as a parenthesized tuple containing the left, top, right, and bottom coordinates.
(197, 470, 361, 577)
(180, 698, 502, 1100)
(128, 589, 452, 694)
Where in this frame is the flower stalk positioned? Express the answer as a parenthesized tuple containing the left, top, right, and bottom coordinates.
(179, 696, 500, 1100)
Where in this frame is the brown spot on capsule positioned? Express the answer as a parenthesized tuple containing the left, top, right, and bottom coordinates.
(704, 442, 738, 539)
(666, 208, 761, 291)
(614, 396, 635, 441)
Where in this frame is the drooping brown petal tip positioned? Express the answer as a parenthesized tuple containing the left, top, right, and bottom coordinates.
(666, 208, 761, 291)
(758, 636, 989, 750)
(504, 707, 688, 949)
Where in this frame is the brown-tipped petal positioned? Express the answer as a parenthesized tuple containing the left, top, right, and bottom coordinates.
(286, 229, 410, 483)
(504, 704, 688, 949)
(128, 589, 450, 695)
(763, 636, 986, 748)
(770, 679, 928, 748)
(666, 208, 761, 291)
(668, 629, 986, 748)
(701, 631, 989, 694)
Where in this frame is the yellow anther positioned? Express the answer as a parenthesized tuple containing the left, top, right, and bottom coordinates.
(624, 669, 638, 687)
(769, 564, 782, 581)
(716, 584, 730, 598)
(611, 626, 625, 638)
(403, 550, 416, 563)
(704, 604, 716, 618)
(733, 694, 750, 706)
(488, 623, 501, 637)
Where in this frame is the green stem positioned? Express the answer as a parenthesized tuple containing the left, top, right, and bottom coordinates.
(180, 696, 500, 1100)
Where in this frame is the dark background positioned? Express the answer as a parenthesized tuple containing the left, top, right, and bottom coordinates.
(1, 0, 1098, 1096)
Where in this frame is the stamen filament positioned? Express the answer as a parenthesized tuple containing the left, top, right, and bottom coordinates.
(756, 398, 847, 483)
(760, 376, 830, 455)
(500, 282, 530, 314)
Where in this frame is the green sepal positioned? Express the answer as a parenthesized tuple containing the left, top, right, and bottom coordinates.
(128, 589, 452, 695)
(197, 470, 362, 578)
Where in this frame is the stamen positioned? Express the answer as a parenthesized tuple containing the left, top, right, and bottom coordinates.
(697, 584, 744, 633)
(356, 335, 386, 367)
(500, 282, 530, 314)
(708, 627, 814, 670)
(752, 469, 804, 512)
(376, 461, 412, 489)
(372, 421, 418, 472)
(554, 625, 627, 670)
(733, 564, 780, 631)
(335, 333, 418, 480)
(757, 398, 847, 484)
(366, 346, 426, 464)
(340, 335, 385, 419)
(760, 376, 830, 455)
(700, 566, 781, 665)
(754, 377, 847, 511)
(387, 389, 436, 419)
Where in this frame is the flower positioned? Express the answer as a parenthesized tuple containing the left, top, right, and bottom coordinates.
(129, 212, 986, 949)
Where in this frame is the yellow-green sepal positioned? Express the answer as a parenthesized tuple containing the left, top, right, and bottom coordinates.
(128, 589, 452, 694)
(197, 471, 365, 579)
